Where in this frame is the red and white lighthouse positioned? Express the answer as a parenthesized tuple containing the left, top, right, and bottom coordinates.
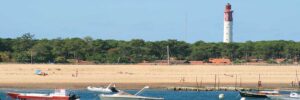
(223, 3, 233, 43)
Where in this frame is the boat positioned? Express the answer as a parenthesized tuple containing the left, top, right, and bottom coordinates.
(7, 89, 80, 100)
(267, 92, 300, 100)
(87, 83, 119, 93)
(239, 90, 279, 98)
(99, 86, 164, 100)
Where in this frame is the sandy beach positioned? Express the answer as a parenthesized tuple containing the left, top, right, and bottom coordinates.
(0, 64, 299, 89)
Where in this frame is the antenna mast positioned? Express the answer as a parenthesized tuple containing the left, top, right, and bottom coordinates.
(167, 46, 170, 65)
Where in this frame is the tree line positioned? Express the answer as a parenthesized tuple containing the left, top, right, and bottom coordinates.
(0, 33, 300, 64)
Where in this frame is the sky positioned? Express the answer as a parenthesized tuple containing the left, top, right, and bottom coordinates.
(0, 0, 299, 43)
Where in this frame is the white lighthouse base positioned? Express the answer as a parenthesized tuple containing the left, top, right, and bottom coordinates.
(223, 21, 233, 43)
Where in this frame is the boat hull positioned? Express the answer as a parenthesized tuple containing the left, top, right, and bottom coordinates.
(100, 95, 164, 100)
(7, 92, 70, 100)
(239, 91, 267, 98)
(267, 95, 300, 100)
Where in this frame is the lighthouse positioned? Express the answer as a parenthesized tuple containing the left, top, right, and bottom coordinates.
(223, 3, 233, 43)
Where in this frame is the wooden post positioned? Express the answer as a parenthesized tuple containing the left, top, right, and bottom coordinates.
(30, 50, 33, 64)
(117, 57, 120, 64)
(296, 70, 299, 88)
(167, 46, 170, 65)
(200, 77, 203, 88)
(76, 68, 78, 77)
(235, 74, 237, 90)
(214, 74, 217, 90)
(218, 75, 220, 90)
(258, 74, 262, 90)
(196, 76, 199, 88)
(240, 77, 242, 87)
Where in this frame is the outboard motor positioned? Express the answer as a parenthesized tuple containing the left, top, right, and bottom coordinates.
(109, 87, 119, 93)
(69, 94, 80, 100)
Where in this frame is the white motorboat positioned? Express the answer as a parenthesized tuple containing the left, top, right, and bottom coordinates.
(87, 83, 119, 93)
(267, 92, 300, 100)
(99, 86, 164, 100)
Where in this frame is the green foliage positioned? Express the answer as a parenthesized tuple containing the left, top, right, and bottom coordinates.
(1, 33, 300, 64)
(0, 52, 10, 62)
(55, 56, 67, 63)
(31, 39, 54, 63)
(13, 51, 31, 63)
(12, 33, 35, 52)
(86, 53, 106, 63)
(190, 42, 218, 61)
(233, 59, 247, 64)
(267, 59, 277, 64)
(220, 43, 239, 60)
(282, 59, 293, 64)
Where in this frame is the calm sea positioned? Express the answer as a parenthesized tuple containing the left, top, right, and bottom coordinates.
(0, 89, 273, 100)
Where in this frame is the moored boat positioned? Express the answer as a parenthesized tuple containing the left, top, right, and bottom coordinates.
(7, 89, 80, 100)
(239, 90, 279, 98)
(100, 93, 164, 100)
(87, 83, 119, 93)
(267, 92, 300, 100)
(99, 86, 164, 100)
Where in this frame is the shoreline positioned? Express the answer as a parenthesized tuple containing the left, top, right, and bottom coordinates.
(1, 64, 300, 90)
(0, 82, 296, 90)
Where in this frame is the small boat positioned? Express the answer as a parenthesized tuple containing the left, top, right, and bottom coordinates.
(99, 86, 164, 100)
(87, 83, 119, 93)
(267, 92, 300, 100)
(239, 90, 279, 98)
(7, 89, 80, 100)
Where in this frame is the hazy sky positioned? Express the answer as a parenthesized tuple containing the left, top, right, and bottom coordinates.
(0, 0, 299, 43)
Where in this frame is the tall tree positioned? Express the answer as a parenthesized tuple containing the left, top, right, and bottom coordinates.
(12, 33, 35, 63)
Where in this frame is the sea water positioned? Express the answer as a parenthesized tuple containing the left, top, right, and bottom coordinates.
(0, 89, 271, 100)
